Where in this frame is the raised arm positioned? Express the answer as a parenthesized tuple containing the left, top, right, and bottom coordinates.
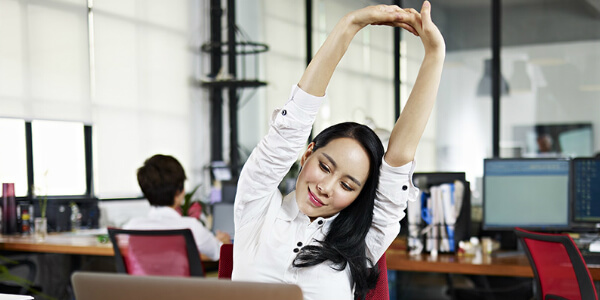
(298, 5, 419, 97)
(385, 1, 445, 167)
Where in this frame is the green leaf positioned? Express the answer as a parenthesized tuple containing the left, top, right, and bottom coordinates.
(181, 184, 201, 216)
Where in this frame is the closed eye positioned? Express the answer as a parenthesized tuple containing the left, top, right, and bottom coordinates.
(341, 182, 354, 191)
(319, 162, 330, 173)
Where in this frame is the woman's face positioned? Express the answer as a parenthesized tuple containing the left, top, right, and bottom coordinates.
(295, 137, 370, 220)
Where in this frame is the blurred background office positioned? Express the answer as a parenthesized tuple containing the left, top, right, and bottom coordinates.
(1, 0, 600, 299)
(2, 0, 599, 218)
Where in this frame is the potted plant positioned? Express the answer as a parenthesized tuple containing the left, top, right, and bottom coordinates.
(32, 181, 48, 241)
(34, 199, 47, 240)
(177, 184, 212, 228)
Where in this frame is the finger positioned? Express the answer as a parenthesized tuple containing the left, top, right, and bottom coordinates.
(384, 4, 402, 13)
(399, 23, 419, 36)
(377, 5, 402, 17)
(421, 0, 432, 25)
(404, 8, 420, 16)
(396, 7, 421, 28)
(377, 22, 418, 36)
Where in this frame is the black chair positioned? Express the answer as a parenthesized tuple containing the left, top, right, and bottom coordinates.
(0, 258, 37, 295)
(107, 228, 205, 277)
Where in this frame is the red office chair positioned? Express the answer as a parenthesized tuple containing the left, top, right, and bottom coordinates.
(108, 228, 205, 277)
(218, 243, 234, 279)
(365, 253, 389, 300)
(515, 227, 598, 300)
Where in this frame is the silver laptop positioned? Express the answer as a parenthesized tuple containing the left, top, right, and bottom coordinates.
(71, 272, 302, 300)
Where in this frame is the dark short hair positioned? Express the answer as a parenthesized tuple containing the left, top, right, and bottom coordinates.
(137, 154, 186, 206)
(294, 121, 385, 299)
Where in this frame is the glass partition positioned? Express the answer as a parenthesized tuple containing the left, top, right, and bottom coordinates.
(501, 1, 600, 159)
(407, 0, 493, 189)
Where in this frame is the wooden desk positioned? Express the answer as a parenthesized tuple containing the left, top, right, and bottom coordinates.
(0, 232, 113, 256)
(0, 232, 213, 261)
(385, 239, 600, 281)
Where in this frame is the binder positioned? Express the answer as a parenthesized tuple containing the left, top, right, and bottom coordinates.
(406, 173, 471, 254)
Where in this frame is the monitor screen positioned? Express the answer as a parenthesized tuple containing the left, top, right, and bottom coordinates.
(571, 158, 600, 229)
(483, 158, 571, 230)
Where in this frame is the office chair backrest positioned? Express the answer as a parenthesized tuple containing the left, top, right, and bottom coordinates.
(0, 258, 37, 295)
(218, 243, 233, 279)
(365, 253, 389, 300)
(107, 228, 204, 277)
(515, 227, 598, 300)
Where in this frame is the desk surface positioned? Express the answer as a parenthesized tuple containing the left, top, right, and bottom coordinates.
(385, 239, 600, 281)
(0, 231, 212, 261)
(0, 232, 114, 256)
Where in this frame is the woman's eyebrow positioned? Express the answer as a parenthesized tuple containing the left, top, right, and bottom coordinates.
(322, 153, 337, 167)
(322, 153, 362, 187)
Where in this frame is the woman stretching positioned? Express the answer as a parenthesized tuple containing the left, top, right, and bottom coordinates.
(232, 2, 445, 299)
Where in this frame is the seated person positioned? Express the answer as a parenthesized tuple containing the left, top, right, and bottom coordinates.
(124, 154, 231, 261)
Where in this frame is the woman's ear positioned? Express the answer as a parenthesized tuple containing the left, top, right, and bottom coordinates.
(300, 142, 316, 166)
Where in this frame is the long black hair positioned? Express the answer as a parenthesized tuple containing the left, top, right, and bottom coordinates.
(292, 122, 385, 299)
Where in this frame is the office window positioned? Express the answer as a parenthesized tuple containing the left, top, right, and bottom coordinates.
(0, 0, 90, 197)
(32, 120, 86, 196)
(92, 0, 198, 198)
(0, 0, 90, 122)
(0, 118, 28, 197)
(1, 0, 204, 200)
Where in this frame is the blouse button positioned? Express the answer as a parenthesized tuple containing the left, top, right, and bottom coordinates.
(402, 185, 408, 191)
(281, 109, 287, 116)
(297, 242, 303, 247)
(293, 248, 299, 253)
(317, 220, 323, 225)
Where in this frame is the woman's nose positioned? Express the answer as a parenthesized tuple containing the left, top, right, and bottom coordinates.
(317, 178, 334, 197)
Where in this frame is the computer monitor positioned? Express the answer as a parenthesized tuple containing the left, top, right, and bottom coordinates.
(483, 158, 571, 230)
(211, 203, 234, 239)
(570, 158, 600, 230)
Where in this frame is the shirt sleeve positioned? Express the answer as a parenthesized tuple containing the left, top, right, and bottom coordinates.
(234, 85, 323, 231)
(366, 159, 419, 263)
(187, 217, 223, 261)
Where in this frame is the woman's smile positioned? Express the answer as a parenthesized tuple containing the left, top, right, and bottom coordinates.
(308, 188, 325, 207)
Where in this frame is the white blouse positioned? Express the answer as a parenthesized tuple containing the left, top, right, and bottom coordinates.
(232, 85, 418, 300)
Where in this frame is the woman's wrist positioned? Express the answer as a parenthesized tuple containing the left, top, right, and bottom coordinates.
(424, 39, 446, 61)
(424, 49, 445, 62)
(342, 12, 366, 33)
